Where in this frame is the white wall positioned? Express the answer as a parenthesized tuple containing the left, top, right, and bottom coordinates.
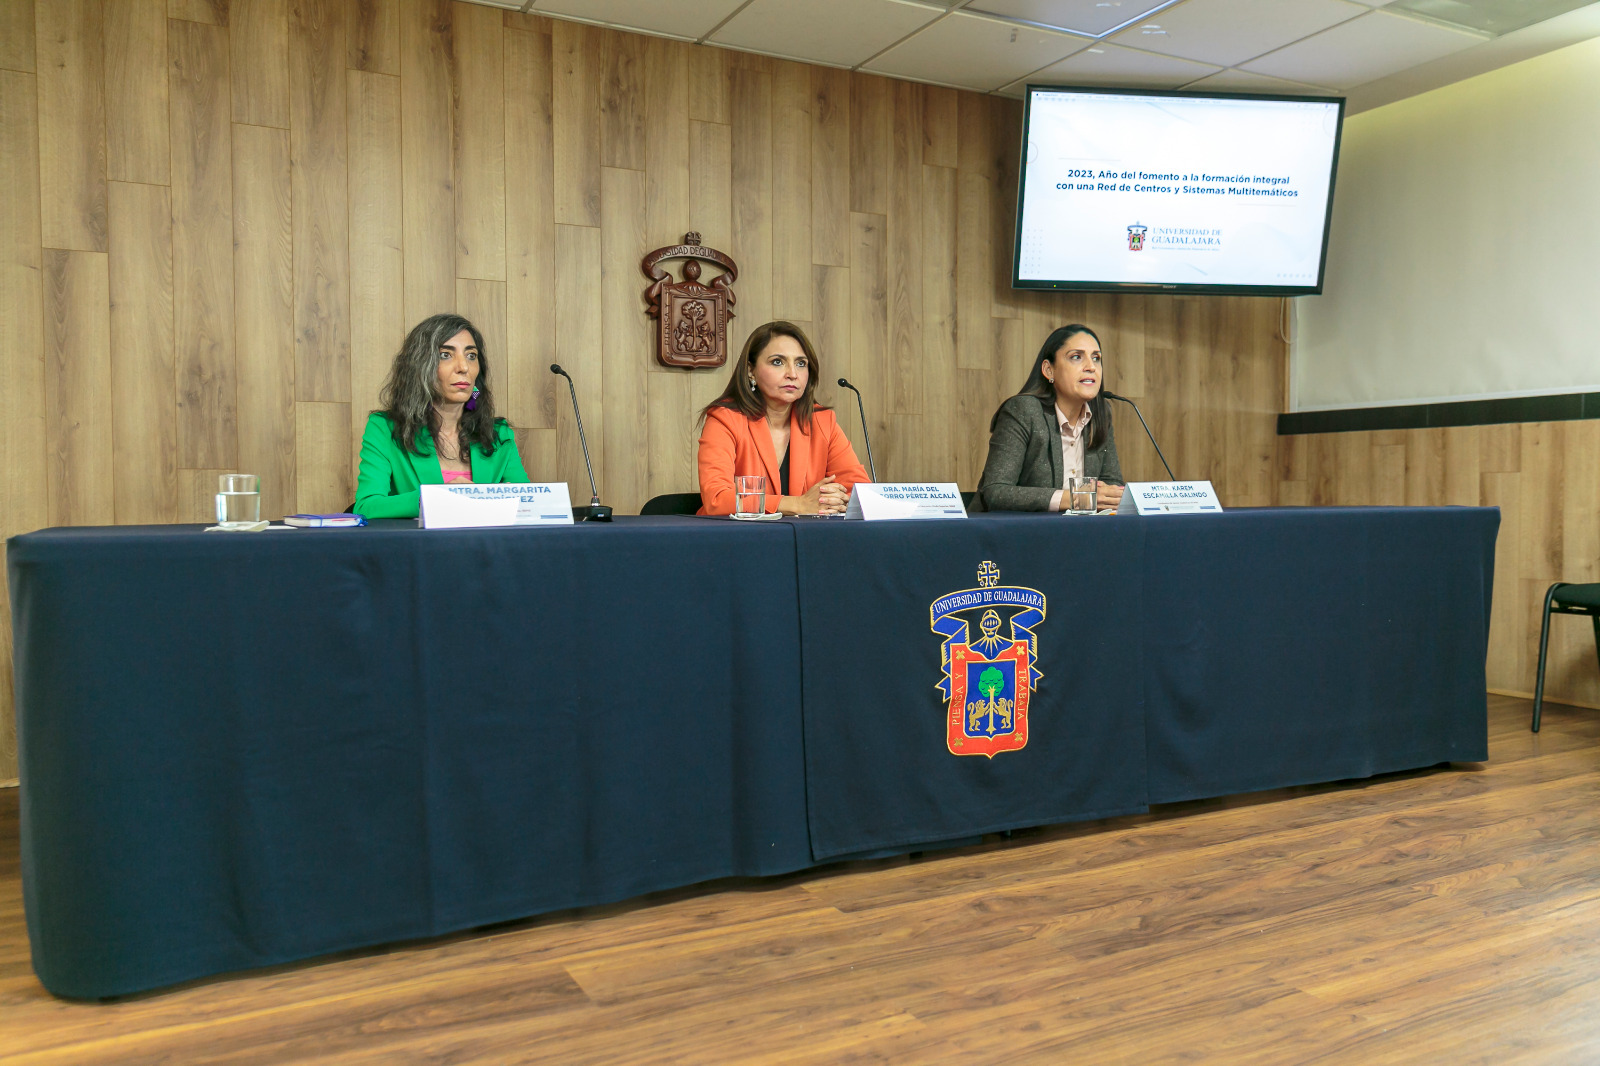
(1293, 35, 1600, 412)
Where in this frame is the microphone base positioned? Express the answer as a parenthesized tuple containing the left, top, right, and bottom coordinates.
(582, 504, 613, 523)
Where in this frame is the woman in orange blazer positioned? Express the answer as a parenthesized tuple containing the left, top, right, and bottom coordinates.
(697, 321, 869, 516)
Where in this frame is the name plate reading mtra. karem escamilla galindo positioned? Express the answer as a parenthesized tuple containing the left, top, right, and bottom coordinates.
(1116, 481, 1224, 515)
(419, 483, 575, 528)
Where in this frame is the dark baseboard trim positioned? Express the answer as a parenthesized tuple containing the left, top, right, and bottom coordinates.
(1278, 392, 1600, 435)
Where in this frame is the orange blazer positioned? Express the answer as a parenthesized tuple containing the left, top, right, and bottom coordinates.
(697, 405, 870, 515)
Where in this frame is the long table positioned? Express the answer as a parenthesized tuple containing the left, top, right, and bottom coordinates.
(7, 507, 1498, 998)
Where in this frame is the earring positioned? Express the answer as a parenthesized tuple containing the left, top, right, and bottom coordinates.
(465, 386, 480, 412)
(749, 378, 757, 393)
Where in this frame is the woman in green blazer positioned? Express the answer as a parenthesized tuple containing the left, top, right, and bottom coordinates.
(976, 324, 1125, 513)
(355, 313, 529, 519)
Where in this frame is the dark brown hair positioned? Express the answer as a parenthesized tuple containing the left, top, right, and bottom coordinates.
(377, 313, 505, 458)
(700, 321, 829, 430)
(995, 324, 1110, 452)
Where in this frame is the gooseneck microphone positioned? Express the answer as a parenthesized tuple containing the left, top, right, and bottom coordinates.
(1102, 390, 1175, 481)
(549, 364, 612, 522)
(836, 378, 876, 481)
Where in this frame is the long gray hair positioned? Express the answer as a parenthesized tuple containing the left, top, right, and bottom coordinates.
(377, 313, 503, 458)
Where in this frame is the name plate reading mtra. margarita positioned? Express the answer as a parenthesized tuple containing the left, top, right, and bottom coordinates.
(1116, 481, 1224, 515)
(419, 483, 575, 528)
(845, 483, 968, 521)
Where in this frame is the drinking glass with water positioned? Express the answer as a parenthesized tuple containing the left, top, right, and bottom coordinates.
(735, 475, 767, 517)
(215, 474, 261, 528)
(1068, 476, 1098, 514)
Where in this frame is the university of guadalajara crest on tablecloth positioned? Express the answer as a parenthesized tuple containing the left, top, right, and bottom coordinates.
(929, 561, 1047, 758)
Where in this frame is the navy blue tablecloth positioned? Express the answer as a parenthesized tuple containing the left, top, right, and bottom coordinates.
(9, 519, 810, 999)
(791, 515, 1149, 859)
(8, 506, 1497, 998)
(1142, 507, 1497, 803)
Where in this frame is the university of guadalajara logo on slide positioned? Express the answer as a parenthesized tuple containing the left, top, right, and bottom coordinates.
(1127, 223, 1148, 251)
(929, 562, 1047, 758)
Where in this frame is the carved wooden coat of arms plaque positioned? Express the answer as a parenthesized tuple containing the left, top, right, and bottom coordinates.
(642, 232, 738, 369)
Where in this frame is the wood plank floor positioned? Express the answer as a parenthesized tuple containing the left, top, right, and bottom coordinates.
(2, 694, 1598, 1064)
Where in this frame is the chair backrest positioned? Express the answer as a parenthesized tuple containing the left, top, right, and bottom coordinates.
(640, 492, 703, 516)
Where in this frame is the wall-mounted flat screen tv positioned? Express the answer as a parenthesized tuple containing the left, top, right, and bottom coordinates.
(1014, 86, 1345, 296)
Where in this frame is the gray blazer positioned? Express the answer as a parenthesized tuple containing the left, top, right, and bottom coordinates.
(976, 394, 1123, 512)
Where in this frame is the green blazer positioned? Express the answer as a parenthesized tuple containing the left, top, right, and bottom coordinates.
(976, 394, 1122, 512)
(354, 412, 530, 519)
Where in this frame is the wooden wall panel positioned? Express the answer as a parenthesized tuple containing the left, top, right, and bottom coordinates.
(848, 72, 887, 216)
(290, 0, 350, 402)
(452, 0, 503, 282)
(552, 223, 602, 495)
(885, 79, 922, 420)
(642, 36, 688, 248)
(504, 23, 555, 433)
(551, 20, 599, 228)
(1, 51, 38, 781)
(295, 399, 351, 511)
(688, 119, 730, 256)
(599, 28, 644, 171)
(348, 0, 397, 74)
(399, 0, 453, 323)
(109, 181, 178, 524)
(43, 249, 113, 526)
(231, 0, 288, 127)
(233, 122, 295, 520)
(36, 0, 106, 251)
(106, 0, 172, 183)
(347, 68, 403, 466)
(170, 17, 236, 469)
(770, 61, 810, 324)
(169, 0, 230, 26)
(686, 40, 726, 124)
(1, 0, 35, 73)
(729, 67, 772, 336)
(810, 65, 848, 269)
(600, 166, 649, 511)
(0, 67, 45, 545)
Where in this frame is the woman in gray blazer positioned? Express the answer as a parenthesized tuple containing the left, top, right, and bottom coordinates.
(977, 324, 1126, 512)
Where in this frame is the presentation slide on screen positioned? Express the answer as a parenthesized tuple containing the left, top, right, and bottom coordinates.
(1017, 90, 1341, 288)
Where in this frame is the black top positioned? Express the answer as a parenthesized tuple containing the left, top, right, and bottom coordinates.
(778, 446, 791, 497)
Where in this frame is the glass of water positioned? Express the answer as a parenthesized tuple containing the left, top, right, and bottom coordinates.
(215, 474, 261, 528)
(735, 475, 767, 517)
(1068, 476, 1099, 514)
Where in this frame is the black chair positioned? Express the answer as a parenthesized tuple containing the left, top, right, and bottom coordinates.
(1532, 582, 1600, 732)
(640, 492, 702, 516)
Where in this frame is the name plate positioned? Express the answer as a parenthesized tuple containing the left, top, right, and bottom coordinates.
(845, 483, 968, 521)
(419, 483, 575, 528)
(1116, 480, 1223, 515)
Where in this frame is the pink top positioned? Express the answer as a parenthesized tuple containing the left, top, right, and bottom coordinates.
(442, 469, 474, 484)
(1049, 402, 1093, 511)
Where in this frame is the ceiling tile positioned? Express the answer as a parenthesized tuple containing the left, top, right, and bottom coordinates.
(964, 0, 1177, 37)
(1107, 0, 1369, 67)
(1387, 0, 1597, 36)
(531, 0, 749, 40)
(710, 0, 943, 68)
(864, 10, 1090, 91)
(1002, 40, 1220, 91)
(1241, 9, 1485, 87)
(1182, 67, 1338, 94)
